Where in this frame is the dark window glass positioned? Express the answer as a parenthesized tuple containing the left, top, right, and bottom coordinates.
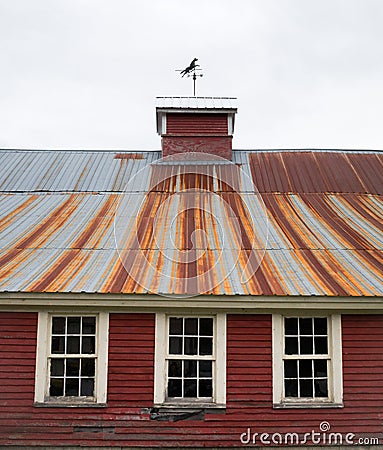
(184, 379, 197, 397)
(67, 317, 81, 334)
(66, 358, 80, 376)
(199, 379, 212, 397)
(199, 337, 213, 355)
(285, 337, 298, 355)
(80, 378, 94, 397)
(168, 360, 182, 377)
(314, 379, 328, 397)
(285, 379, 298, 397)
(314, 337, 328, 354)
(314, 318, 327, 335)
(169, 337, 182, 354)
(50, 378, 64, 396)
(52, 317, 65, 334)
(168, 379, 182, 397)
(285, 318, 298, 335)
(81, 336, 95, 354)
(184, 360, 197, 378)
(299, 360, 313, 378)
(67, 336, 80, 354)
(81, 359, 95, 377)
(184, 337, 198, 355)
(284, 360, 297, 378)
(314, 360, 327, 377)
(199, 360, 212, 377)
(82, 317, 96, 334)
(169, 317, 183, 335)
(185, 318, 198, 335)
(51, 358, 64, 376)
(299, 318, 312, 335)
(300, 379, 313, 397)
(65, 378, 79, 396)
(300, 337, 313, 354)
(200, 318, 213, 336)
(51, 336, 65, 354)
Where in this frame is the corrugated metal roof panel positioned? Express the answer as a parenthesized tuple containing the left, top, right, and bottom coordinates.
(0, 150, 382, 296)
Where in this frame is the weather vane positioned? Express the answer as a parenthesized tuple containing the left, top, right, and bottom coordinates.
(176, 58, 203, 96)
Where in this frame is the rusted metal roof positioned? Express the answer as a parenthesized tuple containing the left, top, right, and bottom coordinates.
(0, 150, 382, 296)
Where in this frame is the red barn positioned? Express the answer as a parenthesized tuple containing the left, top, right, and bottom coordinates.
(0, 97, 383, 448)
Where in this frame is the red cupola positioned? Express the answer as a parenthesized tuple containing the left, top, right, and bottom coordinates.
(156, 97, 237, 160)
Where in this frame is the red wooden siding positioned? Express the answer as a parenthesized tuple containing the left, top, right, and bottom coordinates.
(108, 313, 155, 407)
(162, 136, 232, 159)
(1, 312, 383, 447)
(166, 113, 228, 135)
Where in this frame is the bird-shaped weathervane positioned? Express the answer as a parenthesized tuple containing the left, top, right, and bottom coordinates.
(176, 58, 203, 96)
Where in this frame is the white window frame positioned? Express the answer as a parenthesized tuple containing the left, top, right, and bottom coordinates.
(272, 314, 343, 408)
(34, 312, 109, 406)
(154, 313, 226, 408)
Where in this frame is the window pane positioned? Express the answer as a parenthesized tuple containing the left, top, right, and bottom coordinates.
(67, 317, 81, 334)
(199, 360, 212, 377)
(81, 358, 95, 377)
(66, 358, 80, 376)
(51, 359, 64, 376)
(285, 318, 298, 335)
(67, 336, 80, 354)
(314, 379, 328, 397)
(184, 379, 197, 397)
(300, 337, 313, 354)
(168, 360, 182, 377)
(50, 378, 64, 396)
(285, 379, 298, 397)
(314, 318, 327, 335)
(284, 360, 297, 378)
(169, 317, 183, 335)
(199, 379, 212, 397)
(314, 360, 327, 377)
(184, 337, 198, 355)
(52, 317, 65, 334)
(285, 337, 298, 355)
(82, 317, 96, 334)
(184, 360, 197, 378)
(81, 378, 94, 397)
(82, 336, 95, 354)
(185, 318, 198, 335)
(299, 360, 313, 378)
(65, 378, 79, 396)
(199, 337, 213, 355)
(169, 337, 182, 354)
(300, 379, 313, 397)
(200, 318, 213, 336)
(51, 336, 65, 354)
(299, 318, 312, 335)
(314, 337, 328, 354)
(168, 379, 182, 397)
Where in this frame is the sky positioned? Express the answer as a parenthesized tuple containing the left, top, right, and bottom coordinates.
(1, 0, 383, 151)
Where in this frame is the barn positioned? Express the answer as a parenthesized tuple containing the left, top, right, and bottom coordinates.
(0, 97, 383, 448)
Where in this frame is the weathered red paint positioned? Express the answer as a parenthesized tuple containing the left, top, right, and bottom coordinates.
(162, 136, 232, 160)
(1, 312, 383, 447)
(166, 113, 228, 135)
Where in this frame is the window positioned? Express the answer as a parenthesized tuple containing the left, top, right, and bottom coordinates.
(154, 313, 226, 407)
(272, 314, 343, 407)
(34, 312, 109, 405)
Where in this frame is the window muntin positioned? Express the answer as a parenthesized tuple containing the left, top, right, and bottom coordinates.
(49, 316, 97, 398)
(166, 317, 214, 400)
(284, 318, 329, 399)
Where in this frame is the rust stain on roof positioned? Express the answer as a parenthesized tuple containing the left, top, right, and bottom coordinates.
(114, 153, 144, 160)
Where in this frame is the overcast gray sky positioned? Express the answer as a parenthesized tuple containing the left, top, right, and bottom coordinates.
(1, 0, 382, 151)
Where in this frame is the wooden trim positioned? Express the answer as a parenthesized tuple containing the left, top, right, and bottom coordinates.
(2, 293, 383, 313)
(154, 313, 167, 405)
(34, 312, 49, 403)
